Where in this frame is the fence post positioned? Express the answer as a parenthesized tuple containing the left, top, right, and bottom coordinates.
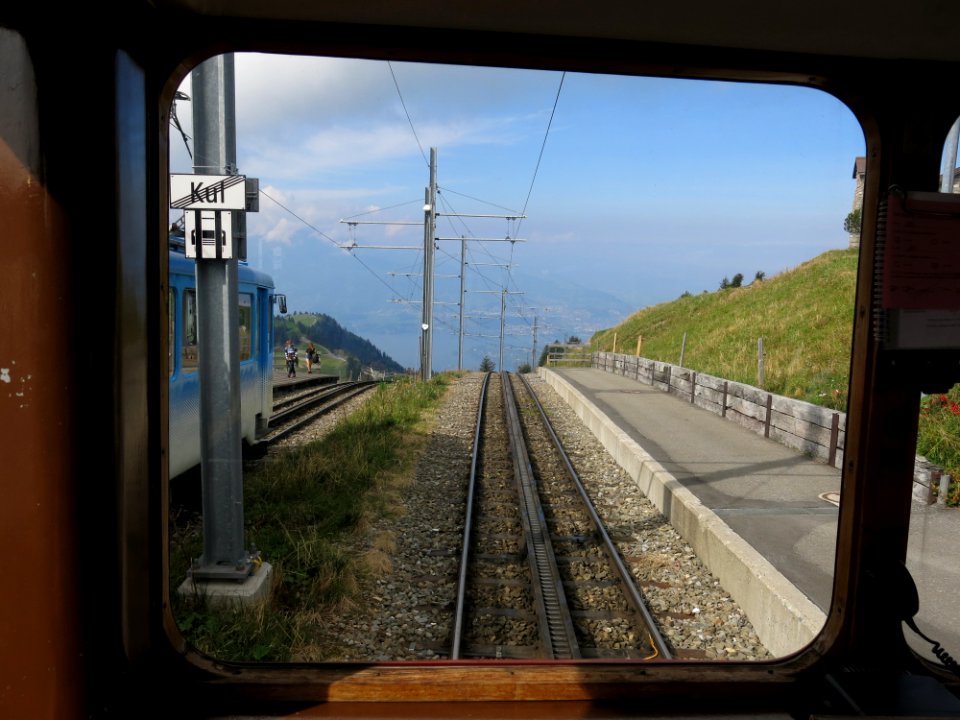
(764, 393, 773, 437)
(913, 467, 935, 504)
(665, 364, 672, 393)
(758, 337, 765, 387)
(828, 413, 840, 467)
(636, 335, 642, 357)
(690, 372, 696, 403)
(722, 381, 728, 417)
(613, 332, 618, 354)
(938, 473, 952, 505)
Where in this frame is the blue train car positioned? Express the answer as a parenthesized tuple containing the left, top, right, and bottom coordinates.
(168, 240, 278, 478)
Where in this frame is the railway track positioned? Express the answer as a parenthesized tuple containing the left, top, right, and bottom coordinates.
(451, 372, 671, 660)
(258, 380, 379, 446)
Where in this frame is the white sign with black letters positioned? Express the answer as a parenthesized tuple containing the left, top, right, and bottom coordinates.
(170, 174, 247, 210)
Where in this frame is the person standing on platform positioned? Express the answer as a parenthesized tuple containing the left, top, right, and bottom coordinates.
(284, 339, 298, 378)
(305, 341, 317, 374)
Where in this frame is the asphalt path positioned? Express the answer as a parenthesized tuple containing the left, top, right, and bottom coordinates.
(550, 367, 959, 663)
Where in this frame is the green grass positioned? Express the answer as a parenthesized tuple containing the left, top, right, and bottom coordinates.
(169, 374, 451, 661)
(590, 246, 960, 499)
(591, 249, 859, 408)
(917, 389, 960, 505)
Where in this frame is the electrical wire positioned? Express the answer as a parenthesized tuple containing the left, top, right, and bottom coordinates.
(388, 61, 429, 167)
(435, 194, 507, 291)
(905, 617, 960, 678)
(437, 185, 521, 215)
(258, 187, 406, 299)
(341, 198, 424, 220)
(517, 71, 565, 235)
(170, 91, 193, 160)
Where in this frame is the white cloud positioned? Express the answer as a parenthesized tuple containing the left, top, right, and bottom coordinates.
(262, 217, 296, 246)
(233, 55, 558, 134)
(239, 113, 535, 183)
(235, 55, 393, 132)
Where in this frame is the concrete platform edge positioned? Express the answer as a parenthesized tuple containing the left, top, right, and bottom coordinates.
(539, 367, 826, 658)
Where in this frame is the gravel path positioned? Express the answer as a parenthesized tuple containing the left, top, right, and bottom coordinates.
(294, 372, 770, 662)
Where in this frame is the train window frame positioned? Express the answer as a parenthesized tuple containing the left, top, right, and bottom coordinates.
(147, 28, 958, 708)
(168, 286, 176, 377)
(9, 6, 960, 719)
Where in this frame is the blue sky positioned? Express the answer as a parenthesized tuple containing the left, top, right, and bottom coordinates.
(171, 55, 865, 371)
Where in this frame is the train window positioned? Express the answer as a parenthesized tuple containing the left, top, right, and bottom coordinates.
(166, 54, 863, 667)
(239, 292, 253, 361)
(182, 288, 198, 372)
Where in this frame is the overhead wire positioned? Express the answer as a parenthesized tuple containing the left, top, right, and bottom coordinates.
(436, 193, 503, 290)
(384, 61, 446, 325)
(437, 185, 521, 215)
(258, 187, 408, 300)
(382, 66, 564, 366)
(501, 73, 567, 332)
(435, 190, 515, 361)
(388, 61, 429, 167)
(170, 91, 193, 160)
(437, 194, 513, 290)
(517, 71, 565, 235)
(341, 198, 424, 220)
(424, 68, 568, 358)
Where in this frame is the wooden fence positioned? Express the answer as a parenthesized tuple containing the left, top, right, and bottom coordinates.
(546, 351, 594, 367)
(594, 351, 845, 469)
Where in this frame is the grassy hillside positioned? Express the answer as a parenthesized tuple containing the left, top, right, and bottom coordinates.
(275, 312, 405, 376)
(591, 249, 859, 409)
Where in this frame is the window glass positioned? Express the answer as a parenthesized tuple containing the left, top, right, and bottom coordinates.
(182, 288, 198, 372)
(905, 117, 960, 669)
(167, 54, 864, 666)
(239, 293, 253, 361)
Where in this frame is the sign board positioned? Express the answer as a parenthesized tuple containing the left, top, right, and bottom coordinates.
(170, 174, 247, 210)
(184, 210, 234, 259)
(245, 177, 259, 213)
(877, 190, 960, 349)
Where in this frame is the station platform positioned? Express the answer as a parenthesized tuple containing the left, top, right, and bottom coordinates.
(541, 367, 959, 661)
(272, 368, 338, 392)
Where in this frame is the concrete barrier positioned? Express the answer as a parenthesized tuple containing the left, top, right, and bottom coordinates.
(539, 367, 827, 658)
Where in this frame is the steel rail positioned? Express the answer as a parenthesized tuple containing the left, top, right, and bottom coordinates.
(501, 372, 581, 660)
(516, 373, 673, 660)
(450, 372, 491, 659)
(259, 382, 377, 445)
(269, 380, 377, 425)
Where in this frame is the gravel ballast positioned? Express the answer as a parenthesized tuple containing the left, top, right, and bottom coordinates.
(296, 373, 770, 662)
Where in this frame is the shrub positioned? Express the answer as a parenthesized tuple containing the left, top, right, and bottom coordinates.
(917, 385, 960, 505)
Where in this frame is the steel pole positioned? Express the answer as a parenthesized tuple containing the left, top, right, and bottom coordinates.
(191, 54, 250, 579)
(421, 148, 437, 381)
(458, 237, 466, 371)
(499, 289, 506, 371)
